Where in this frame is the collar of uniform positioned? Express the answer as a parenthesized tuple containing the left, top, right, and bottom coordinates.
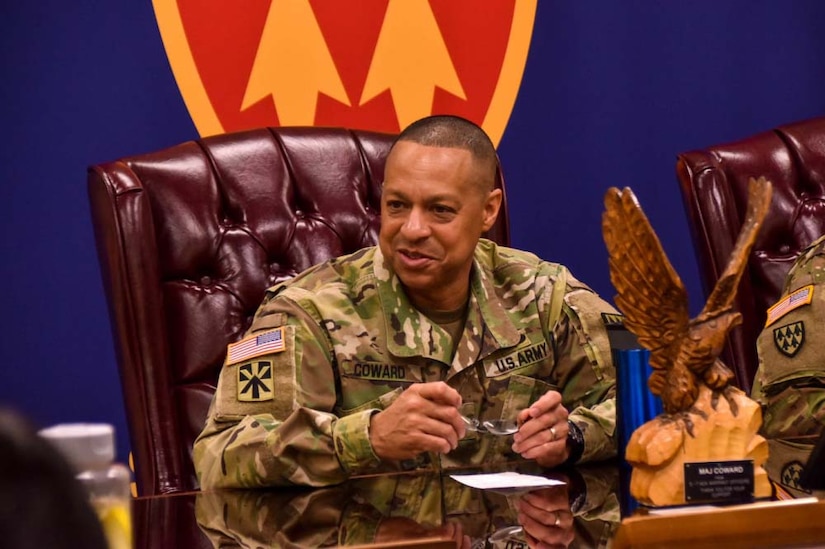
(373, 242, 521, 364)
(469, 240, 522, 350)
(785, 234, 825, 292)
(373, 247, 453, 363)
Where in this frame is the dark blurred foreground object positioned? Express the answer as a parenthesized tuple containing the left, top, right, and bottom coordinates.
(677, 116, 825, 394)
(40, 423, 133, 549)
(0, 408, 108, 549)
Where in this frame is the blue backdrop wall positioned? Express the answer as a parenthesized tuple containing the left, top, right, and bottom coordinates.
(3, 1, 824, 461)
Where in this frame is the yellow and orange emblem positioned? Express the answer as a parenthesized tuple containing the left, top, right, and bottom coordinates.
(153, 0, 536, 146)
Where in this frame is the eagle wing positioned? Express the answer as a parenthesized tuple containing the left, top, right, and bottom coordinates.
(701, 177, 773, 317)
(602, 187, 690, 373)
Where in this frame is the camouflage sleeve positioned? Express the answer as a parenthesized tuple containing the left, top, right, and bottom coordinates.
(755, 379, 825, 440)
(548, 268, 618, 463)
(193, 291, 380, 488)
(752, 236, 825, 494)
(753, 233, 825, 441)
(754, 310, 825, 441)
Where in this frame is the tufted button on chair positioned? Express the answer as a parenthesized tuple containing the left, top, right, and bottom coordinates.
(88, 126, 511, 495)
(677, 117, 825, 394)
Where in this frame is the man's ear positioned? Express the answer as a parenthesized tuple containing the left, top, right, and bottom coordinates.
(481, 188, 503, 232)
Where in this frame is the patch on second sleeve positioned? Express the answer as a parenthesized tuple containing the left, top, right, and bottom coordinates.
(780, 460, 808, 492)
(773, 321, 805, 357)
(765, 285, 813, 327)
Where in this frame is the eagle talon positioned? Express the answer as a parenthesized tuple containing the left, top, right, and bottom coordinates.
(718, 385, 740, 416)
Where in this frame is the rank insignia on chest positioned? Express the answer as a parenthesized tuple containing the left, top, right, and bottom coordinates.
(773, 321, 805, 357)
(237, 360, 274, 402)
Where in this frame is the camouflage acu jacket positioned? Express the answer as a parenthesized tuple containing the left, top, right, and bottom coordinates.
(753, 234, 825, 495)
(193, 239, 618, 488)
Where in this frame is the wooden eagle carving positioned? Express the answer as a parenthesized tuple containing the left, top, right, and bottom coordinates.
(602, 177, 773, 414)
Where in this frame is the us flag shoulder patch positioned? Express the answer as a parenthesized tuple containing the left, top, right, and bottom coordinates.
(765, 285, 813, 327)
(226, 328, 285, 365)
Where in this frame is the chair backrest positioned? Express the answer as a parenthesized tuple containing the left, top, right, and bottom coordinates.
(676, 117, 825, 394)
(88, 126, 511, 495)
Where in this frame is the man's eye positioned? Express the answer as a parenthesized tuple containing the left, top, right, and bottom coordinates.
(433, 205, 454, 215)
(386, 200, 405, 211)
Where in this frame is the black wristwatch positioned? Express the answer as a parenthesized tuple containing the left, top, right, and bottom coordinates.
(564, 420, 585, 465)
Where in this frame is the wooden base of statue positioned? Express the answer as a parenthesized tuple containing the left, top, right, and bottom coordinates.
(625, 384, 771, 507)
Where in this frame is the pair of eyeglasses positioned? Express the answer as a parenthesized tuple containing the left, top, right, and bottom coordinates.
(460, 415, 519, 435)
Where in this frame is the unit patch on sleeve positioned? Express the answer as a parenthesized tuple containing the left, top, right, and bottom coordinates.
(237, 360, 274, 402)
(773, 321, 805, 357)
(765, 285, 813, 327)
(226, 328, 285, 365)
(780, 460, 808, 492)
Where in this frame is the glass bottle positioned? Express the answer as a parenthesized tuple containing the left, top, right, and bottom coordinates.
(40, 423, 132, 549)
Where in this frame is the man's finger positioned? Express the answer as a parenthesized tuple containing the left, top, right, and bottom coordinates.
(413, 381, 462, 406)
(527, 390, 563, 418)
(409, 413, 461, 451)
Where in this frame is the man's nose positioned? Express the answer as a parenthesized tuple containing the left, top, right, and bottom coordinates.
(401, 208, 431, 239)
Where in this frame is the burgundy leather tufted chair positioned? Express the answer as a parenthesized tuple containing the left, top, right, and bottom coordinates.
(88, 126, 511, 495)
(677, 117, 825, 395)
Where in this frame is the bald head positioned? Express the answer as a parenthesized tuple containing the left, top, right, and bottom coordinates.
(392, 115, 498, 193)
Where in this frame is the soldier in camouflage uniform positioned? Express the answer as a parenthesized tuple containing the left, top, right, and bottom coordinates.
(193, 115, 619, 491)
(753, 234, 825, 496)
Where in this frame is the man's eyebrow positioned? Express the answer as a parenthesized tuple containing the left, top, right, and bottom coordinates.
(382, 187, 406, 198)
(382, 188, 459, 203)
(428, 194, 460, 204)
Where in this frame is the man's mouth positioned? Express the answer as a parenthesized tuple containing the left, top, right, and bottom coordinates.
(401, 249, 429, 259)
(397, 248, 435, 267)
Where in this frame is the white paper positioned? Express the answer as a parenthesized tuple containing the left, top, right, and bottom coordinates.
(449, 472, 565, 490)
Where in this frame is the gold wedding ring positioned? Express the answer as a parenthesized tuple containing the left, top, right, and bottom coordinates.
(549, 425, 557, 441)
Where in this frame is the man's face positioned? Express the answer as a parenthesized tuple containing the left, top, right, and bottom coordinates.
(379, 141, 501, 311)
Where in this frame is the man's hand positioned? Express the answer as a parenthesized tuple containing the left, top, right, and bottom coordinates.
(511, 390, 570, 467)
(516, 485, 575, 548)
(370, 382, 466, 462)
